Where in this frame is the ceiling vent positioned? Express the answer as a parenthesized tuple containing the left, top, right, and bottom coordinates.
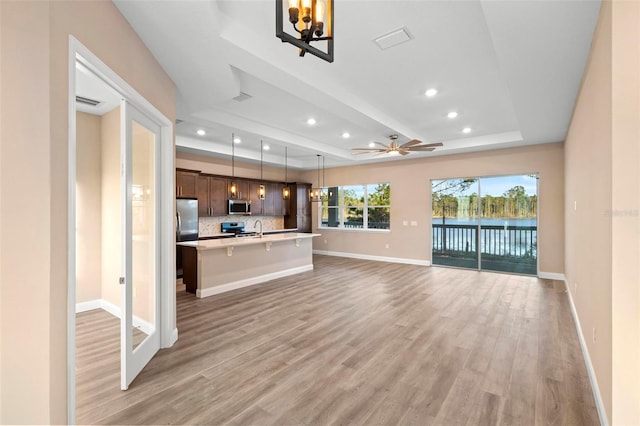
(373, 27, 413, 50)
(175, 119, 184, 125)
(232, 92, 252, 102)
(75, 95, 103, 107)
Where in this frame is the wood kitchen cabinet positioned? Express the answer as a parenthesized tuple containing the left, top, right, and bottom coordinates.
(284, 182, 312, 232)
(198, 175, 227, 217)
(268, 182, 286, 216)
(228, 179, 249, 200)
(176, 169, 199, 197)
(248, 180, 264, 215)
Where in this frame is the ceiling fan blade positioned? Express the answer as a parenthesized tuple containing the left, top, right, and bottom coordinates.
(352, 151, 380, 155)
(413, 142, 443, 148)
(371, 141, 389, 149)
(398, 150, 411, 156)
(351, 147, 384, 151)
(399, 139, 423, 148)
(407, 146, 437, 151)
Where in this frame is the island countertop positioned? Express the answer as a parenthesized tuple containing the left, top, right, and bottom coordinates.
(178, 232, 321, 251)
(178, 232, 321, 297)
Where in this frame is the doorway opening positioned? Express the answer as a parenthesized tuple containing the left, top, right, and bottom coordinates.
(67, 37, 176, 424)
(431, 174, 538, 275)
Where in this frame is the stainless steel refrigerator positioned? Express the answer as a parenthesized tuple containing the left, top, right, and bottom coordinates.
(176, 198, 198, 278)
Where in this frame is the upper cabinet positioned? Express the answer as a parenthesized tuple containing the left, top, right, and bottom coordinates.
(176, 168, 307, 219)
(176, 169, 199, 198)
(198, 175, 228, 217)
(228, 179, 249, 200)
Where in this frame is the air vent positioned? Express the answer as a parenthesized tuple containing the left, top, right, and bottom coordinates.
(232, 92, 252, 102)
(373, 27, 413, 50)
(75, 95, 103, 107)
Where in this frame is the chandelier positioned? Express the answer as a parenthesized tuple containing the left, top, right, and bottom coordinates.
(276, 0, 334, 63)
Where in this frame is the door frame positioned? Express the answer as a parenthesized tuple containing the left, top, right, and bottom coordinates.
(67, 36, 177, 424)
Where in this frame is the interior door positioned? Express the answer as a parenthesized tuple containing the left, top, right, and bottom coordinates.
(120, 100, 161, 390)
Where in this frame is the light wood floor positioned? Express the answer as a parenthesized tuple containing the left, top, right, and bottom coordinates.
(76, 255, 599, 425)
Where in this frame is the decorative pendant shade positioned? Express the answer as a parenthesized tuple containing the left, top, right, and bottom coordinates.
(282, 147, 290, 200)
(309, 154, 326, 202)
(229, 133, 237, 198)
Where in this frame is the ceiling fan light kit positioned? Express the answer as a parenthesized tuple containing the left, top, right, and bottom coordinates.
(276, 0, 334, 63)
(352, 134, 443, 156)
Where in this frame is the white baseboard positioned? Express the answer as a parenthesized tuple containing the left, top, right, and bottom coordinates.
(563, 280, 609, 426)
(75, 298, 155, 336)
(538, 271, 566, 280)
(75, 299, 101, 313)
(196, 264, 314, 298)
(313, 250, 431, 266)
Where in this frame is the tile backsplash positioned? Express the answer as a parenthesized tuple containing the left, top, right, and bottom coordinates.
(199, 216, 285, 237)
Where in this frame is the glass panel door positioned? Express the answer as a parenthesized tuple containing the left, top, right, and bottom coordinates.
(479, 175, 538, 275)
(431, 178, 479, 269)
(121, 100, 161, 390)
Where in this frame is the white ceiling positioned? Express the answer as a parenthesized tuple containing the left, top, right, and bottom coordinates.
(112, 0, 601, 170)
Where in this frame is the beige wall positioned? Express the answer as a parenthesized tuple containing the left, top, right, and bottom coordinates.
(0, 1, 175, 423)
(101, 107, 122, 311)
(565, 1, 640, 423)
(76, 112, 102, 303)
(301, 143, 564, 273)
(611, 1, 640, 422)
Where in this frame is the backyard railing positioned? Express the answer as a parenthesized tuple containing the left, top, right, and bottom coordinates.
(432, 223, 537, 258)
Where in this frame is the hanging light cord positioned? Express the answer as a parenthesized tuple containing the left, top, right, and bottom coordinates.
(285, 147, 288, 183)
(231, 133, 235, 178)
(260, 140, 264, 181)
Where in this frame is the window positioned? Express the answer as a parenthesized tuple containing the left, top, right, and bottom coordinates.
(320, 183, 390, 230)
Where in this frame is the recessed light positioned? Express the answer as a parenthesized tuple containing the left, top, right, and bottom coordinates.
(447, 112, 458, 119)
(425, 88, 438, 97)
(342, 132, 350, 138)
(368, 142, 375, 148)
(233, 137, 241, 143)
(307, 118, 316, 125)
(196, 129, 206, 136)
(462, 127, 471, 134)
(263, 144, 270, 150)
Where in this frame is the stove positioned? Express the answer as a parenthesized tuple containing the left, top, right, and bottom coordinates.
(221, 221, 257, 237)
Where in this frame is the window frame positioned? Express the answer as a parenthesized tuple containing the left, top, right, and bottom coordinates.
(318, 183, 391, 232)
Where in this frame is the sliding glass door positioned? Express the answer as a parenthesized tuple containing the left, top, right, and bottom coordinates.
(479, 175, 537, 275)
(431, 174, 538, 275)
(431, 178, 479, 269)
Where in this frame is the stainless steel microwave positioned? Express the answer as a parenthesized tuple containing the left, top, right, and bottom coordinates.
(228, 199, 251, 215)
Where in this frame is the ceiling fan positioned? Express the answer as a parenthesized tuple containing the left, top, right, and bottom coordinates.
(351, 135, 443, 156)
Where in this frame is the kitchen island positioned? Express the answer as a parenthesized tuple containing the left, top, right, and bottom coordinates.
(178, 232, 320, 298)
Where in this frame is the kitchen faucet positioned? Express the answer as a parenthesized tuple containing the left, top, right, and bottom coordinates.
(254, 219, 263, 238)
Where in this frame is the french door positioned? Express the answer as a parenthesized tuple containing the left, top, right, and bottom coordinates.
(120, 100, 161, 390)
(431, 174, 538, 275)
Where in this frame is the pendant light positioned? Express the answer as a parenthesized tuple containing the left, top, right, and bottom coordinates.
(258, 140, 266, 200)
(229, 133, 237, 198)
(309, 154, 326, 202)
(282, 147, 290, 200)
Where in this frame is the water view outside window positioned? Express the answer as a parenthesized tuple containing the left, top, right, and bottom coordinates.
(432, 175, 538, 275)
(321, 183, 390, 230)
